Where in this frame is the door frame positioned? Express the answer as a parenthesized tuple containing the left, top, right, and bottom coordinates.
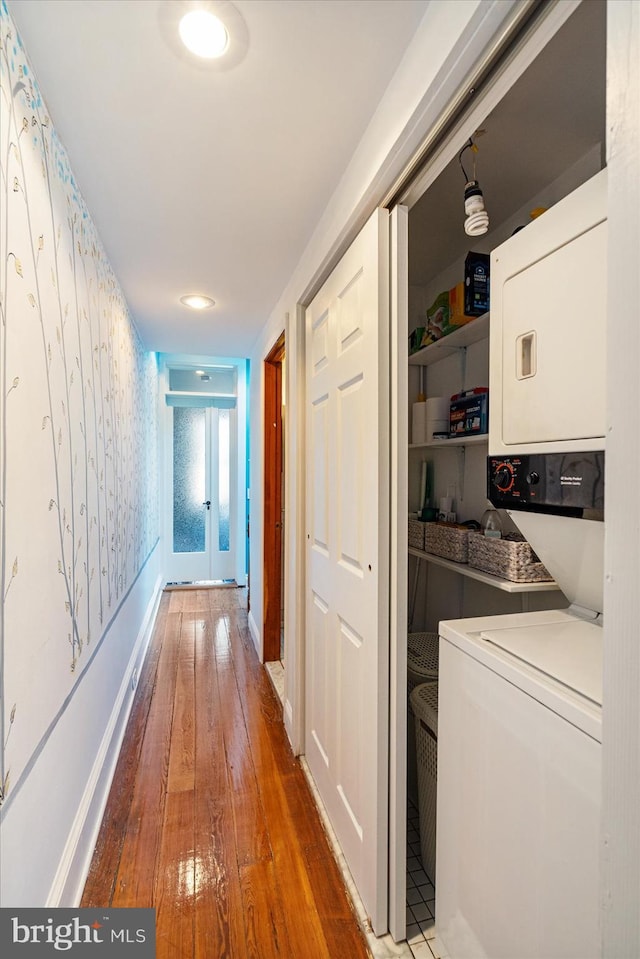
(263, 332, 285, 662)
(159, 352, 248, 587)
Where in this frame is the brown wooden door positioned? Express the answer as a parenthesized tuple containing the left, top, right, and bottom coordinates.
(263, 333, 285, 662)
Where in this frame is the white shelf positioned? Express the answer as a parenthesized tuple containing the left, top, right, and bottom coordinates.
(408, 547, 561, 594)
(408, 312, 489, 366)
(409, 433, 488, 451)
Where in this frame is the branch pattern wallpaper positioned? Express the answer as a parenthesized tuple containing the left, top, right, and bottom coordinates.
(0, 1, 159, 806)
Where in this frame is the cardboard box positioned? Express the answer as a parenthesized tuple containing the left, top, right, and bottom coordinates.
(441, 282, 477, 336)
(449, 387, 489, 437)
(464, 251, 490, 316)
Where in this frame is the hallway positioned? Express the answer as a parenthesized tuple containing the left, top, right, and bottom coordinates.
(81, 587, 371, 958)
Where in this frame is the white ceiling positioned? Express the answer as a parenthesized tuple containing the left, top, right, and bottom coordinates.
(8, 0, 429, 357)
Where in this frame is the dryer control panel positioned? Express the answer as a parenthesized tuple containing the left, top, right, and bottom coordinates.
(487, 451, 604, 516)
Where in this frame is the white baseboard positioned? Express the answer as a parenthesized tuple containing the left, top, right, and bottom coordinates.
(247, 608, 262, 658)
(284, 698, 296, 751)
(46, 574, 164, 907)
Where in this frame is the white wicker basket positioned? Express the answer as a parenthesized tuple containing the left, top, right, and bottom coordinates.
(410, 681, 438, 884)
(425, 521, 469, 563)
(408, 519, 426, 550)
(467, 531, 553, 583)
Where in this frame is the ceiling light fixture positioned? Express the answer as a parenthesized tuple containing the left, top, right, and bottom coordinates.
(180, 294, 216, 310)
(158, 2, 249, 73)
(459, 137, 490, 237)
(179, 10, 228, 58)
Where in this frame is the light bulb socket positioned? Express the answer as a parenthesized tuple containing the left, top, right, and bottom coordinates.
(464, 180, 485, 212)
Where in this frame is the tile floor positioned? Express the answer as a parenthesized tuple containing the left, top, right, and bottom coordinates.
(405, 800, 445, 958)
(264, 661, 447, 958)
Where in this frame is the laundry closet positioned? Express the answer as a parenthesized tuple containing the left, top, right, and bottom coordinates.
(400, 0, 606, 951)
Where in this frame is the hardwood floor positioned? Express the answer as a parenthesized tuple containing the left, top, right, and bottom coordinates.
(81, 587, 371, 959)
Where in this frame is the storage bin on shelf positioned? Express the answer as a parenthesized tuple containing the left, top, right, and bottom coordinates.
(410, 681, 439, 884)
(424, 521, 470, 563)
(408, 519, 426, 551)
(467, 531, 553, 583)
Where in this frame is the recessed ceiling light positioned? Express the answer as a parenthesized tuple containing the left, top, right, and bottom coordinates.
(158, 2, 249, 73)
(180, 294, 216, 310)
(179, 10, 229, 59)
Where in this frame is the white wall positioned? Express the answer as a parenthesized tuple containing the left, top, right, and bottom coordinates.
(248, 0, 521, 749)
(601, 2, 640, 955)
(0, 2, 161, 905)
(1, 557, 162, 906)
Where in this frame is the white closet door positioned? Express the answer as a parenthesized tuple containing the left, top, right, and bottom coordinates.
(305, 208, 390, 935)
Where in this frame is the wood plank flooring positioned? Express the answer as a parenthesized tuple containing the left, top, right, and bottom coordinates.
(81, 587, 371, 959)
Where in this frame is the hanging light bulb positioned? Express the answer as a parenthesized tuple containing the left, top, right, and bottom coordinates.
(463, 179, 489, 236)
(459, 138, 490, 236)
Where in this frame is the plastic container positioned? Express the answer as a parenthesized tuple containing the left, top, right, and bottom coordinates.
(481, 508, 503, 539)
(407, 631, 439, 698)
(410, 681, 439, 883)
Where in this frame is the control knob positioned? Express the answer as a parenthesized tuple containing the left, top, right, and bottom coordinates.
(526, 470, 540, 485)
(493, 464, 514, 492)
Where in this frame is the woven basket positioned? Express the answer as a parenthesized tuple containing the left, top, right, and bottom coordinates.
(408, 519, 426, 550)
(410, 681, 438, 883)
(467, 531, 553, 583)
(424, 522, 469, 563)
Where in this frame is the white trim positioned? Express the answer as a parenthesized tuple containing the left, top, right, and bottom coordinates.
(247, 608, 261, 658)
(388, 205, 409, 942)
(601, 1, 640, 954)
(45, 575, 164, 907)
(283, 304, 307, 755)
(284, 698, 294, 732)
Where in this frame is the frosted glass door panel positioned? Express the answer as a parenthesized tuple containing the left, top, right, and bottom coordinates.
(167, 405, 237, 582)
(218, 408, 230, 552)
(173, 407, 206, 553)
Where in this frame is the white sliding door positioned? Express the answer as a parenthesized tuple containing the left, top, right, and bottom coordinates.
(305, 208, 390, 935)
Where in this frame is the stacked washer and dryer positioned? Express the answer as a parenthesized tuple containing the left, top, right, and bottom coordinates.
(435, 169, 607, 959)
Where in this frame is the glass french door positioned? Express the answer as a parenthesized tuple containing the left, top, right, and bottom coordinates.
(169, 404, 236, 582)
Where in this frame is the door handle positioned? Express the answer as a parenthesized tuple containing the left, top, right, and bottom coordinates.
(203, 500, 211, 510)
